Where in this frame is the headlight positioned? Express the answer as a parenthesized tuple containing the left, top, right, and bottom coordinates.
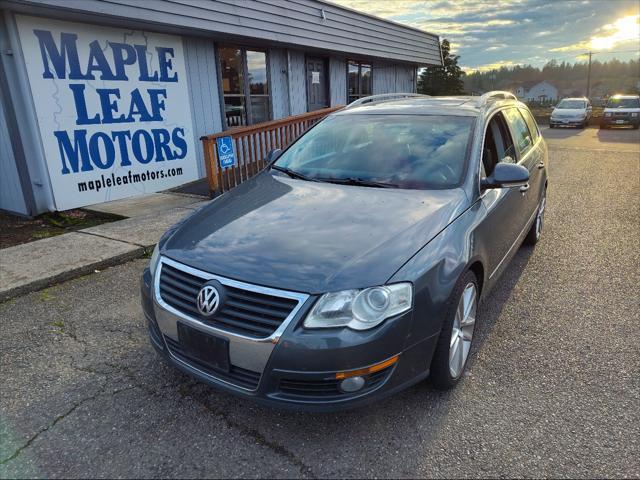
(632, 112, 638, 117)
(149, 243, 160, 277)
(604, 112, 612, 117)
(303, 283, 412, 330)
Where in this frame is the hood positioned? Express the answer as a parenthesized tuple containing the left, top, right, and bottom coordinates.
(552, 108, 586, 116)
(163, 172, 469, 294)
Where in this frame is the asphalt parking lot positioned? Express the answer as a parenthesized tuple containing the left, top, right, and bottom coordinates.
(1, 126, 638, 478)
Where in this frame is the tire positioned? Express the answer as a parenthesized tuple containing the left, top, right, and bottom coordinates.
(633, 124, 639, 130)
(524, 188, 547, 246)
(549, 124, 555, 129)
(429, 270, 479, 390)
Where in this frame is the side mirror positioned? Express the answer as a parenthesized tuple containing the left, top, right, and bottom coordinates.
(266, 148, 282, 165)
(481, 162, 529, 189)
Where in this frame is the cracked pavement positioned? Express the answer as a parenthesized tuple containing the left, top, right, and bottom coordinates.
(1, 128, 639, 478)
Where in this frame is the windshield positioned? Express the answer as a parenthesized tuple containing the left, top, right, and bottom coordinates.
(556, 100, 586, 109)
(606, 97, 640, 108)
(273, 114, 474, 189)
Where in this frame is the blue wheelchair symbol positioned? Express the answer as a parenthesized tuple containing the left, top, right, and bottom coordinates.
(216, 136, 236, 168)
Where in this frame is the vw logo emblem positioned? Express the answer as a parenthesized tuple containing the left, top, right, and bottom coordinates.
(197, 285, 220, 317)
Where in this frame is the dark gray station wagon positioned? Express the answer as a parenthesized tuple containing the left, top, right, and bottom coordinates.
(141, 91, 548, 411)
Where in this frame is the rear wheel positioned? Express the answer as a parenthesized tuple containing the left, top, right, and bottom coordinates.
(430, 270, 478, 390)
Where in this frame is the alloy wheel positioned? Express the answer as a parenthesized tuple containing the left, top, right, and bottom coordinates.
(535, 193, 547, 239)
(449, 282, 477, 378)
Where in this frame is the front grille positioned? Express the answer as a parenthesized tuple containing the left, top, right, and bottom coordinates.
(159, 262, 299, 338)
(613, 112, 629, 117)
(164, 335, 261, 390)
(278, 368, 391, 400)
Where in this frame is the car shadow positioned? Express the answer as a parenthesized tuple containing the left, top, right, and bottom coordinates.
(596, 127, 640, 144)
(541, 125, 586, 138)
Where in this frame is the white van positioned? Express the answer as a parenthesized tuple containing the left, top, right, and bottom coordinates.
(549, 98, 591, 128)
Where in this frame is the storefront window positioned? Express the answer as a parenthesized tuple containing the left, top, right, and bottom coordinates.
(347, 60, 372, 103)
(246, 50, 269, 123)
(219, 46, 270, 127)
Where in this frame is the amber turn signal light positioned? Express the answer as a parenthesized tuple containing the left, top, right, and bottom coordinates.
(335, 355, 399, 380)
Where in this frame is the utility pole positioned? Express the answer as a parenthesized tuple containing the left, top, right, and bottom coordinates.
(585, 51, 593, 99)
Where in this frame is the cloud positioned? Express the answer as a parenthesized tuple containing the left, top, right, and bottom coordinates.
(328, 0, 640, 70)
(462, 60, 520, 73)
(550, 14, 639, 53)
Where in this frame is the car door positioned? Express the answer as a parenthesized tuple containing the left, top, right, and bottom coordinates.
(518, 107, 546, 209)
(504, 107, 542, 223)
(478, 111, 530, 276)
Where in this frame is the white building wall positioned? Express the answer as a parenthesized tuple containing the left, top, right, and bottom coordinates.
(525, 82, 558, 102)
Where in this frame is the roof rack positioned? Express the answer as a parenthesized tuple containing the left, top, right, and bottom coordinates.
(344, 93, 429, 109)
(479, 91, 517, 105)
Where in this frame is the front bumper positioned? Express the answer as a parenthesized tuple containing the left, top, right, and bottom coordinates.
(549, 117, 586, 127)
(600, 116, 639, 127)
(140, 263, 436, 411)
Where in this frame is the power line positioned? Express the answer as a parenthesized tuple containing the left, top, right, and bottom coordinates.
(581, 49, 640, 98)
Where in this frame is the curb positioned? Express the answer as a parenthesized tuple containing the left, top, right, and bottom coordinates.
(0, 246, 146, 303)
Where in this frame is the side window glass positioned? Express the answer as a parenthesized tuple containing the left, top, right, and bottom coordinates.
(519, 108, 540, 143)
(496, 114, 517, 162)
(504, 108, 533, 157)
(483, 112, 516, 178)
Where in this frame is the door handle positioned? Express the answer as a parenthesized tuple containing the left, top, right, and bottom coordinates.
(519, 183, 530, 193)
(538, 161, 545, 169)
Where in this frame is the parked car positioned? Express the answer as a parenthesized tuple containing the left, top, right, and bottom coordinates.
(549, 97, 591, 128)
(140, 91, 548, 411)
(600, 94, 640, 129)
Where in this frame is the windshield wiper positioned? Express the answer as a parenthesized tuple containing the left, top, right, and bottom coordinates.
(271, 165, 317, 182)
(316, 177, 399, 188)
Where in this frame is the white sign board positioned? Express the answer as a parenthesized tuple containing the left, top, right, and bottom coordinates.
(16, 15, 199, 210)
(311, 71, 320, 84)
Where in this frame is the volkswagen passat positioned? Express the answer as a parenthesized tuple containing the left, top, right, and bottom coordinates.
(549, 97, 591, 128)
(140, 92, 548, 411)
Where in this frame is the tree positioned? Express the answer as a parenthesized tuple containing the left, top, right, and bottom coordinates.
(418, 39, 465, 95)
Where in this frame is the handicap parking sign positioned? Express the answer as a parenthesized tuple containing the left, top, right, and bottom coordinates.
(216, 136, 237, 169)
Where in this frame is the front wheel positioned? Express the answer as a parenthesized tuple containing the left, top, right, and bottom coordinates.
(524, 189, 546, 245)
(429, 270, 478, 390)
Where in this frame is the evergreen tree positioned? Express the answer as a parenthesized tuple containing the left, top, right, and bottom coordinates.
(418, 39, 465, 95)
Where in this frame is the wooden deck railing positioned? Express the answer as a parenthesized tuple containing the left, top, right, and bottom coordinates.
(200, 106, 343, 195)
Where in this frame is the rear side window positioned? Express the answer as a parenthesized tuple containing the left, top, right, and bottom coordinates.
(503, 108, 533, 158)
(519, 108, 540, 143)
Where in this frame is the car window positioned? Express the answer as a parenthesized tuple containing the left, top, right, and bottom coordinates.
(274, 114, 475, 190)
(519, 108, 540, 143)
(606, 97, 640, 108)
(503, 108, 533, 158)
(557, 99, 586, 109)
(482, 112, 516, 177)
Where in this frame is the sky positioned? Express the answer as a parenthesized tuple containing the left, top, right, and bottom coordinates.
(328, 0, 640, 71)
